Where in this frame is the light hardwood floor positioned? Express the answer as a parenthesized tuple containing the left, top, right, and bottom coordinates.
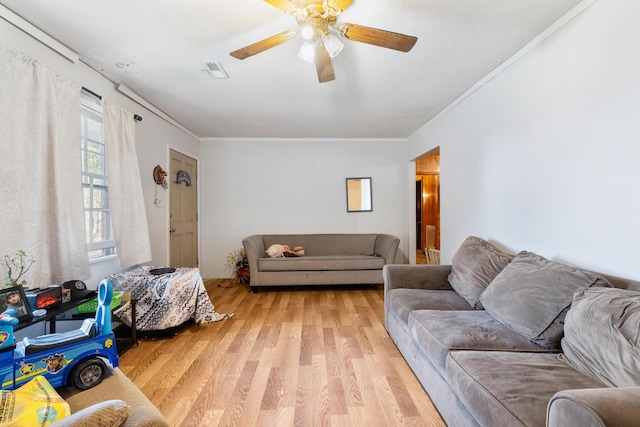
(118, 279, 446, 427)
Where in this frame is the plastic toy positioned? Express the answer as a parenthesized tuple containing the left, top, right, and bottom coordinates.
(0, 279, 119, 391)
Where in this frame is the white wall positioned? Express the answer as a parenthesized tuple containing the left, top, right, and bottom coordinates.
(1, 17, 200, 288)
(8, 0, 637, 284)
(199, 138, 408, 279)
(408, 0, 640, 279)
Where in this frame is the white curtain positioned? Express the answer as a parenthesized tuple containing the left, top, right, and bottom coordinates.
(0, 44, 90, 287)
(103, 100, 152, 269)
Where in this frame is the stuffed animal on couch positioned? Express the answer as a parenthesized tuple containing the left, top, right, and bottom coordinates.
(266, 244, 304, 258)
(266, 244, 288, 258)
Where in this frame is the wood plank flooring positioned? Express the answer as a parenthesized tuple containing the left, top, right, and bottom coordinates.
(118, 279, 446, 427)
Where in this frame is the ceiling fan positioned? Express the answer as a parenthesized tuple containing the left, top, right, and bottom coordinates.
(230, 0, 418, 83)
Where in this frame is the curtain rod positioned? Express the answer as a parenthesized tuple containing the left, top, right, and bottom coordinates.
(116, 83, 195, 136)
(82, 86, 102, 100)
(82, 86, 142, 122)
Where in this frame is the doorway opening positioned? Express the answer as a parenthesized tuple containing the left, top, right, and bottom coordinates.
(416, 147, 440, 264)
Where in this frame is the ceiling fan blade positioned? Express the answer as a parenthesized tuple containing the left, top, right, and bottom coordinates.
(340, 23, 417, 52)
(315, 43, 335, 83)
(230, 30, 298, 60)
(263, 0, 298, 14)
(326, 0, 355, 13)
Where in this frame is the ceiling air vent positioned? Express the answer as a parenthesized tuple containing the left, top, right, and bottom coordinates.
(204, 61, 228, 79)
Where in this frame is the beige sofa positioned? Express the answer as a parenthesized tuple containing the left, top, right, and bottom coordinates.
(56, 367, 169, 426)
(243, 233, 400, 293)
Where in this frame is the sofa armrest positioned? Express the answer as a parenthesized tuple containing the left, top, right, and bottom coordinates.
(57, 367, 169, 427)
(383, 264, 453, 292)
(243, 235, 265, 286)
(547, 387, 640, 427)
(374, 234, 400, 264)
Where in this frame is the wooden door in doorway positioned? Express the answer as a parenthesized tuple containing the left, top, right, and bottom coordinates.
(170, 150, 198, 267)
(418, 173, 440, 251)
(416, 148, 440, 254)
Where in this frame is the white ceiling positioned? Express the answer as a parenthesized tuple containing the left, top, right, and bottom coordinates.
(1, 0, 584, 139)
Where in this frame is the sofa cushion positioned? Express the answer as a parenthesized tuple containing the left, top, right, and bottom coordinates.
(258, 255, 385, 272)
(480, 251, 612, 349)
(51, 399, 131, 427)
(408, 310, 553, 374)
(447, 236, 514, 309)
(446, 351, 603, 427)
(560, 287, 640, 387)
(386, 289, 472, 324)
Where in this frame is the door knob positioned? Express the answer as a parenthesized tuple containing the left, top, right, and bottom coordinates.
(169, 227, 176, 233)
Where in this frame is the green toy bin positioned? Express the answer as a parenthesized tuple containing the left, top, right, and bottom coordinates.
(76, 291, 123, 314)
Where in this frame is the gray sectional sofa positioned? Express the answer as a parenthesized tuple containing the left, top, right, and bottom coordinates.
(384, 236, 640, 427)
(243, 233, 400, 292)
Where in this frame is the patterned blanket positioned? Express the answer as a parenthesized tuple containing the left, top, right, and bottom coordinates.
(106, 266, 233, 331)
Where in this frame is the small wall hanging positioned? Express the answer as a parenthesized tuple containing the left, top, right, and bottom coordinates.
(153, 165, 168, 188)
(153, 165, 167, 206)
(176, 170, 192, 186)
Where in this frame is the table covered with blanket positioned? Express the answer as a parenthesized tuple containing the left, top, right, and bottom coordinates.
(105, 266, 233, 331)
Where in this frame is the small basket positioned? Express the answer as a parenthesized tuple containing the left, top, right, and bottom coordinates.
(76, 291, 123, 314)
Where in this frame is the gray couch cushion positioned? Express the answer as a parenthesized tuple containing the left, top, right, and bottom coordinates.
(448, 236, 514, 309)
(560, 287, 640, 387)
(480, 251, 612, 349)
(408, 310, 552, 374)
(258, 255, 385, 272)
(446, 351, 603, 427)
(387, 289, 472, 324)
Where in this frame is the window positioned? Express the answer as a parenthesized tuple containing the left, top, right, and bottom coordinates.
(80, 90, 116, 259)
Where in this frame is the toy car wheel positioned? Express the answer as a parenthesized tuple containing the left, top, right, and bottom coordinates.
(70, 358, 106, 390)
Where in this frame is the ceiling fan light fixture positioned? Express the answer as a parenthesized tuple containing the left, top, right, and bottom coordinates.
(298, 40, 316, 63)
(301, 25, 315, 40)
(230, 0, 417, 83)
(323, 33, 343, 58)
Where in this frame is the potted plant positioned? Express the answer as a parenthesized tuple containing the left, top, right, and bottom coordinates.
(227, 248, 249, 285)
(3, 250, 35, 288)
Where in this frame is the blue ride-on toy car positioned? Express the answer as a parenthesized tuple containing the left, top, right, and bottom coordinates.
(0, 279, 119, 391)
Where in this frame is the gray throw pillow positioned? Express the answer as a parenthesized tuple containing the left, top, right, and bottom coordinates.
(447, 236, 514, 309)
(561, 287, 640, 387)
(480, 251, 612, 349)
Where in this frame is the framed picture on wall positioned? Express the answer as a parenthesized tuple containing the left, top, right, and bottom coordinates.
(0, 285, 32, 321)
